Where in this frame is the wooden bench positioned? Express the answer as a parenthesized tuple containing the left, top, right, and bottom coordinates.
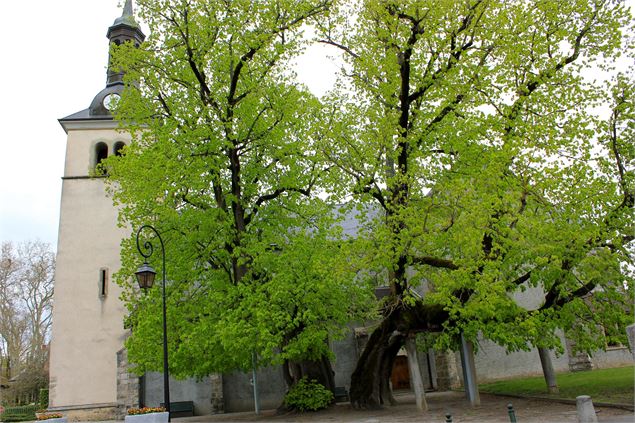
(334, 386, 349, 403)
(160, 401, 194, 418)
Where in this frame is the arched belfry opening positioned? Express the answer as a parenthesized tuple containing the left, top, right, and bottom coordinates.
(114, 141, 126, 156)
(95, 142, 108, 169)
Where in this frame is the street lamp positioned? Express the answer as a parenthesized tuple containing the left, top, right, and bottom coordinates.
(135, 225, 171, 421)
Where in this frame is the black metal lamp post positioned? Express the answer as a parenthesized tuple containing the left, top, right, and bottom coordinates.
(135, 225, 170, 420)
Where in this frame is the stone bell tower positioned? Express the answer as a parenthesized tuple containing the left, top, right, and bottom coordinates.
(48, 1, 145, 420)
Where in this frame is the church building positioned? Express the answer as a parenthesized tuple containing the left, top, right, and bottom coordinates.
(48, 1, 143, 420)
(48, 2, 633, 421)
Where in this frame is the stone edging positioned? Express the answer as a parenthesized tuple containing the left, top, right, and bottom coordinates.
(47, 403, 117, 412)
(483, 392, 634, 412)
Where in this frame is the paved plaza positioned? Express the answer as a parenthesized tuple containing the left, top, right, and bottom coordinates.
(164, 391, 633, 423)
(68, 391, 633, 423)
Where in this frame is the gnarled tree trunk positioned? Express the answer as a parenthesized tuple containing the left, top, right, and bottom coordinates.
(350, 310, 404, 408)
(349, 301, 448, 408)
(282, 354, 336, 392)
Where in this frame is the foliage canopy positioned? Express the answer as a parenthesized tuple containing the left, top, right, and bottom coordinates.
(106, 0, 633, 401)
(106, 0, 372, 378)
(314, 0, 634, 406)
(319, 0, 634, 351)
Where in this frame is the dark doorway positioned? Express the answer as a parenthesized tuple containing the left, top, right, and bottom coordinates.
(391, 355, 410, 390)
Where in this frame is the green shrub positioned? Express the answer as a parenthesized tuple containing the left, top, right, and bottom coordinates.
(284, 378, 334, 412)
(38, 389, 49, 410)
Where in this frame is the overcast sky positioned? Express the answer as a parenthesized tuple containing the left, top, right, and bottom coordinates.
(0, 1, 632, 251)
(0, 0, 337, 249)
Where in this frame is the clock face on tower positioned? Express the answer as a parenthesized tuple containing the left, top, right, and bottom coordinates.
(102, 93, 121, 111)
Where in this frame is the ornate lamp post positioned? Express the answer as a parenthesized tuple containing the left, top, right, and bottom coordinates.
(135, 225, 171, 420)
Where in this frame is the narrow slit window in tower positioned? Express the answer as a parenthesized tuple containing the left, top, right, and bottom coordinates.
(99, 268, 108, 298)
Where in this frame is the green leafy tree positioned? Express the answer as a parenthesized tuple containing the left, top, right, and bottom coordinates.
(105, 0, 373, 393)
(318, 0, 634, 407)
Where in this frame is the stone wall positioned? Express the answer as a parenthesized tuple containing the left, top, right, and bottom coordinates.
(473, 337, 570, 382)
(589, 347, 633, 369)
(116, 348, 139, 419)
(331, 329, 360, 390)
(60, 405, 118, 422)
(419, 349, 436, 390)
(210, 374, 224, 413)
(222, 366, 286, 413)
(565, 337, 593, 372)
(434, 350, 461, 391)
(143, 373, 219, 416)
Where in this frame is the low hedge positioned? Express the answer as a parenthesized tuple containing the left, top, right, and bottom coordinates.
(0, 405, 38, 422)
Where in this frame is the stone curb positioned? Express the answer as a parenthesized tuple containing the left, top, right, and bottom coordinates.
(483, 392, 634, 412)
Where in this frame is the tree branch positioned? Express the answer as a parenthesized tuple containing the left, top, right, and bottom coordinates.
(318, 38, 359, 58)
(411, 256, 459, 270)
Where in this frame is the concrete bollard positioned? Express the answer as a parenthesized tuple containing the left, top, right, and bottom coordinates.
(576, 395, 598, 423)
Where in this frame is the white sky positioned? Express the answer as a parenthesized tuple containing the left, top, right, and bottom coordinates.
(0, 1, 632, 250)
(0, 0, 337, 249)
(0, 1, 122, 248)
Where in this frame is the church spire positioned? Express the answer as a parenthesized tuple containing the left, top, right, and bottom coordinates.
(82, 0, 145, 117)
(106, 0, 145, 87)
(123, 0, 133, 17)
(113, 0, 139, 29)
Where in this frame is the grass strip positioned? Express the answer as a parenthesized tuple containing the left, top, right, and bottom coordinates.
(479, 365, 634, 405)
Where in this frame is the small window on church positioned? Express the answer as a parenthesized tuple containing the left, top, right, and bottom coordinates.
(114, 142, 126, 156)
(99, 268, 108, 298)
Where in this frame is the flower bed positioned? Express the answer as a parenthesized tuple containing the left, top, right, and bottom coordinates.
(36, 413, 64, 421)
(124, 408, 168, 423)
(126, 408, 166, 415)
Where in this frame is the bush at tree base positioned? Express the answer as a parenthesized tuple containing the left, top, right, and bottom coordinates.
(284, 378, 334, 412)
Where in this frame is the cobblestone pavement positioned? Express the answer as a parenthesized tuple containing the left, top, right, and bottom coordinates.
(168, 391, 634, 423)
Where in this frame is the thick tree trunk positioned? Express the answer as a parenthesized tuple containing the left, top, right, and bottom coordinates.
(350, 310, 404, 409)
(349, 301, 448, 409)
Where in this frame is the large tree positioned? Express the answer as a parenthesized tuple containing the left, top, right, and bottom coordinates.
(317, 0, 634, 407)
(0, 241, 54, 405)
(106, 0, 373, 391)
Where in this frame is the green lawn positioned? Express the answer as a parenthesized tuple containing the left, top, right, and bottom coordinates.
(479, 366, 634, 405)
